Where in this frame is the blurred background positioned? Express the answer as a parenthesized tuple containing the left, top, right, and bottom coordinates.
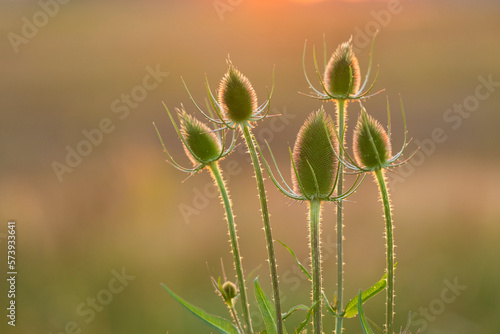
(1, 0, 499, 333)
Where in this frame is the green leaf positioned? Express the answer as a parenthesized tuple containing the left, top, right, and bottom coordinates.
(357, 291, 374, 334)
(401, 311, 413, 334)
(344, 272, 387, 318)
(294, 301, 318, 334)
(254, 278, 278, 334)
(322, 291, 337, 316)
(282, 304, 309, 320)
(161, 284, 239, 334)
(278, 240, 311, 280)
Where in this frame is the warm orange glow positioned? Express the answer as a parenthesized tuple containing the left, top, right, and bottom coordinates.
(289, 0, 327, 3)
(289, 0, 389, 2)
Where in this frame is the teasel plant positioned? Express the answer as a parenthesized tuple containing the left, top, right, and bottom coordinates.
(182, 59, 286, 334)
(212, 266, 245, 334)
(154, 105, 255, 334)
(302, 33, 382, 334)
(256, 108, 365, 334)
(333, 99, 415, 334)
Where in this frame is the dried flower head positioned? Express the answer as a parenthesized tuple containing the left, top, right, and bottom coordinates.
(292, 108, 337, 200)
(353, 110, 392, 171)
(218, 63, 258, 124)
(324, 38, 361, 98)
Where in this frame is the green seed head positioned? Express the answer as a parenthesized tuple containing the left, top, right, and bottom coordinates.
(353, 110, 392, 170)
(179, 109, 221, 166)
(221, 281, 237, 304)
(324, 38, 361, 98)
(292, 108, 337, 200)
(218, 62, 258, 124)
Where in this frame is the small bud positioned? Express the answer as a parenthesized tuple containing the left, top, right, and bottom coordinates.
(292, 108, 337, 200)
(324, 38, 361, 97)
(353, 110, 392, 170)
(218, 63, 258, 124)
(221, 281, 237, 304)
(179, 109, 221, 166)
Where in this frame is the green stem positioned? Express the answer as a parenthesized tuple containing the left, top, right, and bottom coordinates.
(242, 125, 284, 334)
(374, 168, 394, 334)
(309, 198, 322, 334)
(335, 99, 346, 334)
(209, 162, 253, 334)
(229, 303, 245, 334)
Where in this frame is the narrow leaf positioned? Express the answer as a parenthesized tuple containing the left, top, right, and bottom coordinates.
(161, 284, 239, 334)
(278, 241, 311, 280)
(282, 304, 309, 320)
(254, 278, 277, 334)
(344, 270, 388, 318)
(322, 291, 336, 316)
(401, 311, 412, 334)
(294, 301, 318, 334)
(357, 291, 374, 334)
(368, 318, 385, 334)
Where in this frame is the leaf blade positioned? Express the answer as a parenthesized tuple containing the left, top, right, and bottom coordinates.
(278, 240, 311, 280)
(282, 304, 309, 320)
(357, 291, 374, 334)
(161, 283, 239, 334)
(344, 270, 388, 318)
(254, 278, 278, 334)
(294, 301, 318, 334)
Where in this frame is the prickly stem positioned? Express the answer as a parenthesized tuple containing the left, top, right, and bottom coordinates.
(241, 125, 284, 334)
(374, 168, 395, 334)
(309, 198, 323, 334)
(335, 99, 346, 334)
(209, 162, 253, 334)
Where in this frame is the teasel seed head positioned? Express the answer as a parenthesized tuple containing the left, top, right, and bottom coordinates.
(292, 107, 338, 200)
(179, 108, 222, 166)
(324, 38, 361, 98)
(218, 62, 258, 124)
(353, 109, 392, 171)
(221, 281, 238, 305)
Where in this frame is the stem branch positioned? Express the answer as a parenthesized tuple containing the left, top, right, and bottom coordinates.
(310, 198, 322, 334)
(229, 303, 245, 334)
(209, 163, 253, 334)
(335, 99, 346, 334)
(242, 125, 284, 334)
(374, 168, 394, 334)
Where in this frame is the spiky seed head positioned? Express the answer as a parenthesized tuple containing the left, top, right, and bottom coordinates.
(218, 62, 258, 124)
(221, 281, 237, 305)
(179, 109, 221, 166)
(292, 108, 337, 200)
(324, 38, 361, 98)
(353, 110, 392, 170)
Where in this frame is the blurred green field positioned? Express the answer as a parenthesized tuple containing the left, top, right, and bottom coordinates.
(1, 0, 500, 333)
